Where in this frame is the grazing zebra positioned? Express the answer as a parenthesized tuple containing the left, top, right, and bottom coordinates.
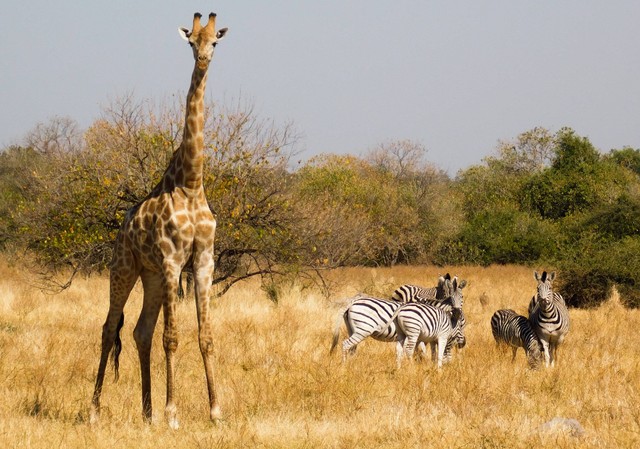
(528, 271, 570, 367)
(490, 309, 543, 369)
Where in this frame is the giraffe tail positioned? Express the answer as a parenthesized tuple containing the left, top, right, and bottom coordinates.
(111, 313, 125, 381)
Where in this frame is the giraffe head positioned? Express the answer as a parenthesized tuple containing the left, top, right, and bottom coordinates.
(178, 13, 228, 70)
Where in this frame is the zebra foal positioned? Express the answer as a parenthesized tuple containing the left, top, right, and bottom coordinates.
(490, 309, 543, 369)
(528, 271, 570, 367)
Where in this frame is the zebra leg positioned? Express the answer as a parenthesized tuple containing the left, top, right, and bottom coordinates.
(430, 342, 437, 362)
(540, 339, 551, 367)
(436, 335, 448, 369)
(341, 332, 365, 363)
(395, 340, 405, 369)
(416, 342, 427, 361)
(511, 347, 518, 362)
(549, 342, 557, 367)
(403, 335, 419, 366)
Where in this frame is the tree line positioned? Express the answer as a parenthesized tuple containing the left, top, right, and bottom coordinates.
(1, 95, 639, 306)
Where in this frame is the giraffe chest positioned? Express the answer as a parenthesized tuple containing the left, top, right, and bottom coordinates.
(124, 193, 215, 271)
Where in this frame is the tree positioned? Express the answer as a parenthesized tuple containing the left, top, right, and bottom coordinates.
(492, 127, 555, 174)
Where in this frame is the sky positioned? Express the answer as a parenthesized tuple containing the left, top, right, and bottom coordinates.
(1, 1, 639, 174)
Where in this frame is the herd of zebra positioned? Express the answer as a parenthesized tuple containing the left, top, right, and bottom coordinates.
(330, 271, 570, 370)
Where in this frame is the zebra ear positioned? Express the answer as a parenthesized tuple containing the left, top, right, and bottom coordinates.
(444, 273, 451, 281)
(548, 271, 556, 282)
(452, 278, 458, 290)
(534, 271, 541, 282)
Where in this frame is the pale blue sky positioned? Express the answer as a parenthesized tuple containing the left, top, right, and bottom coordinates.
(1, 1, 639, 174)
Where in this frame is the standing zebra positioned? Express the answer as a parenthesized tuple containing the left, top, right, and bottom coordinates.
(391, 274, 451, 302)
(528, 271, 570, 367)
(376, 278, 466, 368)
(490, 309, 543, 369)
(330, 290, 465, 363)
(330, 296, 402, 362)
(378, 302, 465, 369)
(392, 274, 467, 306)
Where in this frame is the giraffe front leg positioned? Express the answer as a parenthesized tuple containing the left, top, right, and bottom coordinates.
(163, 303, 179, 429)
(162, 269, 181, 430)
(193, 255, 221, 423)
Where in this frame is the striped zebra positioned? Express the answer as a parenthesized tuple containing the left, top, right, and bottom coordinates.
(528, 271, 570, 367)
(392, 275, 467, 307)
(377, 302, 465, 369)
(330, 294, 464, 363)
(330, 296, 402, 362)
(391, 273, 451, 302)
(376, 279, 466, 368)
(490, 309, 543, 369)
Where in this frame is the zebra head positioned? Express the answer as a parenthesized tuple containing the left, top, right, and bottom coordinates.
(526, 338, 544, 370)
(447, 277, 466, 319)
(534, 270, 556, 306)
(435, 273, 451, 299)
(453, 310, 467, 349)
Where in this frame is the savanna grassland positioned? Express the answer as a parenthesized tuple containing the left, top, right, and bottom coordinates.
(0, 260, 639, 448)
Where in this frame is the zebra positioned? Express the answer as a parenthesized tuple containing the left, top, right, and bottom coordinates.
(330, 296, 403, 362)
(392, 274, 467, 307)
(391, 273, 451, 302)
(376, 302, 465, 369)
(528, 271, 570, 367)
(330, 289, 465, 363)
(490, 309, 543, 369)
(376, 278, 466, 368)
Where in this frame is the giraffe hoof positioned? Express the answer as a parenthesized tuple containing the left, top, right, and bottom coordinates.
(210, 405, 222, 423)
(168, 417, 180, 430)
(165, 405, 179, 430)
(89, 406, 100, 426)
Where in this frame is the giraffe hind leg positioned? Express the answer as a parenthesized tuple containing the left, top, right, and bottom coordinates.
(90, 259, 138, 425)
(134, 270, 164, 425)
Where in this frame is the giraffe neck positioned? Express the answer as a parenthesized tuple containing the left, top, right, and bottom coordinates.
(163, 65, 209, 192)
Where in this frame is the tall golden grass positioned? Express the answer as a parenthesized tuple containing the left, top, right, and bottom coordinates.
(0, 260, 639, 448)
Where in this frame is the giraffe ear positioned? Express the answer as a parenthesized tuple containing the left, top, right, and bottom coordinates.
(216, 27, 229, 40)
(178, 27, 191, 41)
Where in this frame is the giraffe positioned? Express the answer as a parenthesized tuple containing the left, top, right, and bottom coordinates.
(89, 12, 228, 429)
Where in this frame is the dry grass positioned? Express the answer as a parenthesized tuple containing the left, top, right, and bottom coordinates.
(0, 261, 639, 448)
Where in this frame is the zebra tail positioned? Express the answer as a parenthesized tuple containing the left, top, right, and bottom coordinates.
(375, 306, 403, 334)
(111, 313, 125, 381)
(329, 309, 345, 354)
